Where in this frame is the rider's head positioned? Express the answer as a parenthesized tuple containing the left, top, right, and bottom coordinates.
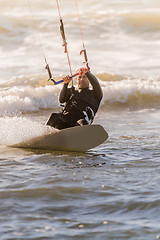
(76, 67, 89, 89)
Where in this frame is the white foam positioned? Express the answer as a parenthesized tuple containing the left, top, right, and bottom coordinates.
(0, 85, 60, 116)
(99, 76, 160, 105)
(0, 117, 57, 146)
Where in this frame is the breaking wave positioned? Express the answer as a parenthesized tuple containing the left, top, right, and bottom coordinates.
(99, 73, 160, 109)
(1, 73, 160, 117)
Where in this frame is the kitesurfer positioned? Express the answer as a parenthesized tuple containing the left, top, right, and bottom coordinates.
(46, 67, 103, 130)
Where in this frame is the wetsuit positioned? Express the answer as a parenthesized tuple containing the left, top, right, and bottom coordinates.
(46, 71, 103, 130)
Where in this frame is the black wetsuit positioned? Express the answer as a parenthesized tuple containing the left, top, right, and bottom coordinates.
(46, 71, 103, 130)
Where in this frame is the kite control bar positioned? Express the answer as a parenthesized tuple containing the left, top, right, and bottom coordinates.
(46, 62, 89, 85)
(46, 63, 79, 85)
(49, 72, 79, 85)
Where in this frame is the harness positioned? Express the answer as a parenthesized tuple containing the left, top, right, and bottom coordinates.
(62, 88, 99, 124)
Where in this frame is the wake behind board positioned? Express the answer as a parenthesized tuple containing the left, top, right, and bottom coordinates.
(10, 124, 108, 152)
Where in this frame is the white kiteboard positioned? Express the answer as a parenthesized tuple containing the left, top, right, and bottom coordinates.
(10, 124, 108, 152)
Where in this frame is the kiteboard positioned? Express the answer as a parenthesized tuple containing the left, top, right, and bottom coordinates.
(10, 124, 108, 152)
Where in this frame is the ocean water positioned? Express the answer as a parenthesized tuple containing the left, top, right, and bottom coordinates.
(0, 0, 160, 239)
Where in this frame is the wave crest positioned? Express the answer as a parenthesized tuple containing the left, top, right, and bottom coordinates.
(99, 74, 160, 109)
(1, 74, 160, 116)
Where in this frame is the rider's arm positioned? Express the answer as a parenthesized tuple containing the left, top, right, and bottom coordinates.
(59, 75, 73, 103)
(59, 83, 71, 103)
(86, 71, 103, 102)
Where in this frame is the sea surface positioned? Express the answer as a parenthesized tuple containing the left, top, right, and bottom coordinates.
(0, 0, 160, 239)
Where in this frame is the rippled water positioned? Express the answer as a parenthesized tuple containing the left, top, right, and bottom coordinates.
(1, 110, 160, 239)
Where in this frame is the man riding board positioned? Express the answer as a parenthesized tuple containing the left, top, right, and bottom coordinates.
(46, 67, 103, 130)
